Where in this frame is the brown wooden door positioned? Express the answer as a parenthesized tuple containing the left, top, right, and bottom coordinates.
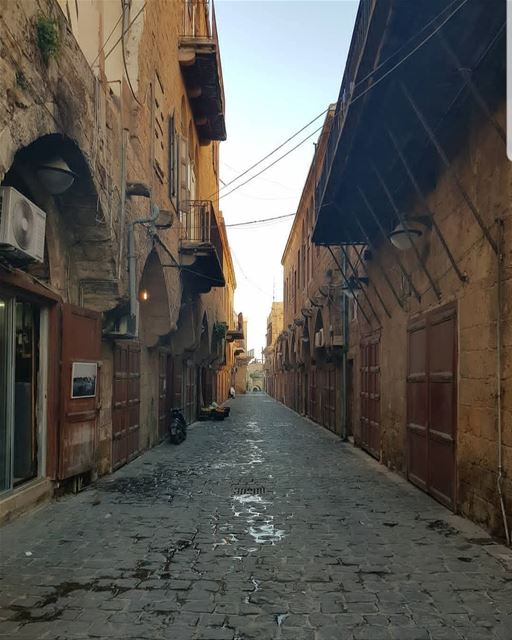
(59, 304, 101, 480)
(158, 351, 169, 441)
(323, 366, 337, 433)
(184, 362, 195, 423)
(360, 334, 381, 459)
(112, 341, 140, 470)
(407, 304, 457, 509)
(309, 367, 317, 422)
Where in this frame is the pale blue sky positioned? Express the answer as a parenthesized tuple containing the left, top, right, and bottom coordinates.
(215, 0, 359, 354)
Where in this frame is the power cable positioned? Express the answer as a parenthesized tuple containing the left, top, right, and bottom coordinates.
(90, 10, 124, 68)
(219, 124, 324, 201)
(121, 1, 143, 106)
(231, 248, 273, 298)
(208, 109, 329, 200)
(103, 2, 147, 62)
(215, 0, 471, 205)
(226, 213, 296, 228)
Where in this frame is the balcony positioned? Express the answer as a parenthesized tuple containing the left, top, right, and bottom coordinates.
(179, 35, 226, 143)
(226, 312, 244, 342)
(179, 200, 225, 293)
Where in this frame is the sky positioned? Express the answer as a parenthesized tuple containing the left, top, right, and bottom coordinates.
(215, 0, 359, 356)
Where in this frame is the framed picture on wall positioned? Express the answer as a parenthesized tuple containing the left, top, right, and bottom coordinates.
(71, 362, 98, 399)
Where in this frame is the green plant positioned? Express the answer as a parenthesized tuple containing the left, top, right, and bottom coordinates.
(36, 16, 60, 65)
(213, 322, 227, 341)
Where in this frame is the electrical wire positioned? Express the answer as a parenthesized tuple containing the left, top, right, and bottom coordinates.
(225, 213, 296, 228)
(231, 248, 273, 298)
(208, 109, 329, 200)
(103, 2, 147, 62)
(121, 1, 143, 106)
(219, 124, 324, 201)
(214, 0, 471, 206)
(90, 10, 124, 68)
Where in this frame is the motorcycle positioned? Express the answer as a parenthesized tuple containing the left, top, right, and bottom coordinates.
(169, 408, 187, 445)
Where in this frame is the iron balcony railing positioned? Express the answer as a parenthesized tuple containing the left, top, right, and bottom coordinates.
(180, 200, 214, 244)
(315, 0, 376, 219)
(179, 199, 224, 270)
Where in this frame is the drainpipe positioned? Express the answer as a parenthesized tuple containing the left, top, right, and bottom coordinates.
(341, 247, 349, 441)
(496, 218, 510, 546)
(127, 196, 160, 336)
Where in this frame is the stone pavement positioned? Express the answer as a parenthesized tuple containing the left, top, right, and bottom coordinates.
(1, 394, 511, 640)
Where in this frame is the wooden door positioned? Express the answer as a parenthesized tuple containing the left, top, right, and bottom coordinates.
(323, 365, 337, 433)
(407, 304, 457, 509)
(158, 351, 170, 441)
(360, 334, 381, 459)
(112, 341, 140, 470)
(59, 304, 101, 479)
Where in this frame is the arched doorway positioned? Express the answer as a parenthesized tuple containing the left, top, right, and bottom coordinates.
(139, 250, 172, 348)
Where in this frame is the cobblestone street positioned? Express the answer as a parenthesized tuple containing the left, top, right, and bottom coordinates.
(1, 394, 511, 640)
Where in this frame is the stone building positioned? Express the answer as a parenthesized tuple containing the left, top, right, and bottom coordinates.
(313, 0, 510, 540)
(270, 110, 346, 435)
(0, 0, 239, 521)
(263, 301, 283, 397)
(247, 358, 264, 392)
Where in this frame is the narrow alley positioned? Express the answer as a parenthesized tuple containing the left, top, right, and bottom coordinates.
(1, 395, 511, 640)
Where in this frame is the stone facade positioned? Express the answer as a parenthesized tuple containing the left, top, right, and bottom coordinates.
(0, 0, 239, 521)
(263, 301, 284, 397)
(267, 110, 345, 435)
(313, 0, 510, 539)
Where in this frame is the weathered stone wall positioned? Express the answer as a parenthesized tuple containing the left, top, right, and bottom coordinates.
(348, 104, 511, 536)
(277, 111, 344, 431)
(0, 0, 234, 484)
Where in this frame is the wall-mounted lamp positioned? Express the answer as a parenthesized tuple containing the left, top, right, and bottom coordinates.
(139, 289, 149, 302)
(389, 215, 432, 251)
(36, 157, 77, 194)
(342, 275, 369, 299)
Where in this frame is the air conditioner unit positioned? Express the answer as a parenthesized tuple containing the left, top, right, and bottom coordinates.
(0, 187, 46, 262)
(314, 329, 325, 348)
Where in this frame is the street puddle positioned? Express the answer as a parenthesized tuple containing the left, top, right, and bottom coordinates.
(249, 520, 286, 544)
(276, 613, 288, 626)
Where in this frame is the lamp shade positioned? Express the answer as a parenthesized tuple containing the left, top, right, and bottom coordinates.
(36, 157, 76, 194)
(389, 222, 423, 250)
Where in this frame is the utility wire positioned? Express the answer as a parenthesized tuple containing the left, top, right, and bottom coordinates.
(226, 213, 296, 228)
(103, 2, 147, 62)
(219, 124, 324, 201)
(90, 11, 124, 68)
(214, 0, 470, 205)
(209, 109, 328, 200)
(121, 3, 143, 106)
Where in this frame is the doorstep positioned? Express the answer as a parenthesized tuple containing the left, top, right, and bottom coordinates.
(0, 477, 53, 525)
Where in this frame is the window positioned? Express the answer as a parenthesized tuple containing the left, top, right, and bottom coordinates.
(153, 73, 165, 183)
(297, 249, 301, 291)
(169, 114, 178, 205)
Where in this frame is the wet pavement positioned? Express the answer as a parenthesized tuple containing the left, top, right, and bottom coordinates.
(1, 393, 511, 640)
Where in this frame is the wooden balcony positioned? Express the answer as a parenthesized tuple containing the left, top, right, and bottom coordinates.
(179, 36, 226, 143)
(179, 200, 225, 293)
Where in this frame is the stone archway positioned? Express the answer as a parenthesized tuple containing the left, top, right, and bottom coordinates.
(313, 308, 326, 363)
(139, 250, 172, 348)
(0, 133, 120, 311)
